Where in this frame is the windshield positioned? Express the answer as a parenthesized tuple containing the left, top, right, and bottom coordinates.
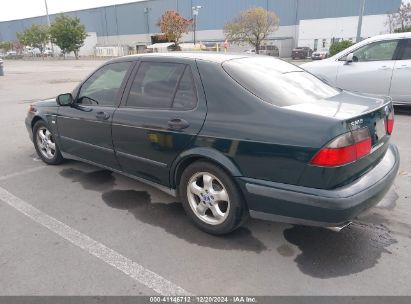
(222, 57, 339, 107)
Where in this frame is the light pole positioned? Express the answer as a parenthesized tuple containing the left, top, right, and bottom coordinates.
(356, 0, 366, 43)
(144, 7, 151, 44)
(44, 0, 54, 53)
(192, 6, 202, 46)
(44, 0, 51, 27)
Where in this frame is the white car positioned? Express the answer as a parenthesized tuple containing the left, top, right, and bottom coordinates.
(43, 49, 54, 56)
(6, 50, 17, 56)
(302, 33, 411, 105)
(244, 49, 256, 54)
(311, 48, 329, 60)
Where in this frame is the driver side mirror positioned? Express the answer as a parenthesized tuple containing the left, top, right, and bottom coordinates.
(345, 53, 354, 64)
(56, 93, 73, 106)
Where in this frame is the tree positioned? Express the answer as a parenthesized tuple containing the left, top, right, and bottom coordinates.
(49, 15, 87, 59)
(17, 24, 49, 53)
(12, 41, 24, 53)
(385, 12, 397, 33)
(395, 25, 411, 32)
(396, 1, 411, 32)
(224, 7, 279, 54)
(329, 40, 354, 56)
(158, 10, 192, 48)
(386, 1, 411, 33)
(0, 41, 23, 53)
(0, 41, 12, 52)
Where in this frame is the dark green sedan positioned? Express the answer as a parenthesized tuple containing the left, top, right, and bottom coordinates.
(25, 53, 399, 235)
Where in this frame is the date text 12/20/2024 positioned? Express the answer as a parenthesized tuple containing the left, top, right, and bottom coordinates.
(149, 297, 257, 303)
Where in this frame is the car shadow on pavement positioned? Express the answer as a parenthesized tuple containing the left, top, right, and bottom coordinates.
(59, 167, 267, 253)
(58, 166, 401, 273)
(282, 222, 397, 278)
(101, 189, 267, 253)
(60, 167, 115, 191)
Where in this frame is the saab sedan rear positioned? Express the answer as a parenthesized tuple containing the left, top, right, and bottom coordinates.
(26, 53, 399, 234)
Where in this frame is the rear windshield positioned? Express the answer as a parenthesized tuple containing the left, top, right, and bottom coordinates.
(223, 57, 339, 107)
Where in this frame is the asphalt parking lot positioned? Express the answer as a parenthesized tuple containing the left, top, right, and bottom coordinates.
(0, 59, 411, 296)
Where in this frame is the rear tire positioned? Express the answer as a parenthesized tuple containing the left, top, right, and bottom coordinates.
(179, 161, 248, 235)
(33, 120, 64, 165)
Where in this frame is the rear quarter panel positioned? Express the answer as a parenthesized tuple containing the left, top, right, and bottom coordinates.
(194, 60, 345, 186)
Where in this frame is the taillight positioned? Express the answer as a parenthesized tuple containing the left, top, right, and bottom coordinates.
(386, 111, 394, 135)
(28, 105, 36, 113)
(310, 128, 371, 167)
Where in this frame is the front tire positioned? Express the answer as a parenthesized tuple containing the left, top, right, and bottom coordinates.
(179, 161, 248, 235)
(33, 120, 64, 165)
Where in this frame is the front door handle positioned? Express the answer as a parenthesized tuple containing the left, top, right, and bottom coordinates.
(168, 118, 190, 131)
(96, 111, 110, 120)
(379, 66, 392, 71)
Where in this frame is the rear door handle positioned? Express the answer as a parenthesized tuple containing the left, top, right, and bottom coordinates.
(168, 118, 190, 131)
(396, 65, 411, 70)
(96, 111, 110, 120)
(379, 66, 392, 71)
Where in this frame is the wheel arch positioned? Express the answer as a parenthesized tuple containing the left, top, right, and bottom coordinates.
(31, 115, 45, 130)
(31, 114, 64, 153)
(170, 147, 243, 190)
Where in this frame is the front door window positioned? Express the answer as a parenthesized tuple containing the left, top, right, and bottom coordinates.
(78, 62, 131, 106)
(352, 40, 399, 62)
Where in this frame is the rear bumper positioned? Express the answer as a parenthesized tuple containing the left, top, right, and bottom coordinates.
(237, 144, 400, 227)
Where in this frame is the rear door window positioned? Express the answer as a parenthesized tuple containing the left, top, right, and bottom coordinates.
(400, 39, 411, 60)
(223, 57, 339, 107)
(126, 62, 197, 110)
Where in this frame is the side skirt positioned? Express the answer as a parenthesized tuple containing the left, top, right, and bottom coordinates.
(61, 152, 177, 197)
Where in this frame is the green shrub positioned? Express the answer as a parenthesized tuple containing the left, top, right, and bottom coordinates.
(329, 40, 354, 56)
(394, 26, 411, 33)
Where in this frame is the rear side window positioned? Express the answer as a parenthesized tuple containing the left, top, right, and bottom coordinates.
(126, 62, 197, 109)
(400, 39, 411, 60)
(172, 66, 197, 110)
(223, 57, 339, 107)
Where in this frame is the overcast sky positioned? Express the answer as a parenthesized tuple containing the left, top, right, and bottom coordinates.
(0, 0, 144, 22)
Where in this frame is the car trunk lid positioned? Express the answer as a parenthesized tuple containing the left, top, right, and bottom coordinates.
(285, 91, 394, 189)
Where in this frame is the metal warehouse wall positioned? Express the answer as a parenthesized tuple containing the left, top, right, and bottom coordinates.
(0, 0, 402, 41)
(297, 0, 401, 20)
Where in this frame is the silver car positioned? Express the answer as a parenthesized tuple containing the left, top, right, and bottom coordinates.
(311, 48, 329, 60)
(302, 33, 411, 105)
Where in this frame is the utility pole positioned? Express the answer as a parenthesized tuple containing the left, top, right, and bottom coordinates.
(144, 7, 151, 44)
(356, 0, 366, 43)
(44, 0, 54, 53)
(192, 6, 202, 46)
(44, 0, 51, 27)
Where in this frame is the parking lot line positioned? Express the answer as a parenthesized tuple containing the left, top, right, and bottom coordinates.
(0, 185, 192, 296)
(0, 166, 47, 181)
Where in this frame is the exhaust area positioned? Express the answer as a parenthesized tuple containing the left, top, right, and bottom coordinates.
(326, 221, 352, 232)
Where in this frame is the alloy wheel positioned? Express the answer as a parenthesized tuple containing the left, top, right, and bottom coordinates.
(36, 126, 56, 160)
(187, 172, 230, 225)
